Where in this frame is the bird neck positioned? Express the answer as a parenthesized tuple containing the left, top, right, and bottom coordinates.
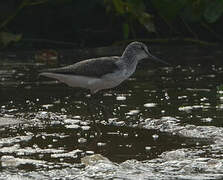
(121, 50, 139, 68)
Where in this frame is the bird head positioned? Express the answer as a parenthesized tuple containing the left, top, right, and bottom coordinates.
(123, 41, 169, 65)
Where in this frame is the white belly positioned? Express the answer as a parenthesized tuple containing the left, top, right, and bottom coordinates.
(40, 65, 136, 94)
(40, 72, 122, 93)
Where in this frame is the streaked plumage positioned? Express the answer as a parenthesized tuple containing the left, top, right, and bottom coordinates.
(40, 56, 120, 78)
(40, 41, 167, 94)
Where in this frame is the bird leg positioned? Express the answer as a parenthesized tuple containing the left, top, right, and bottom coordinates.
(86, 93, 103, 137)
(87, 92, 110, 121)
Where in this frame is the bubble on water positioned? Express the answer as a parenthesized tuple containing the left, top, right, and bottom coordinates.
(186, 88, 211, 92)
(201, 117, 213, 122)
(216, 104, 223, 109)
(116, 96, 126, 101)
(78, 138, 87, 144)
(39, 154, 44, 158)
(16, 151, 25, 156)
(81, 126, 91, 131)
(97, 142, 106, 147)
(103, 93, 113, 96)
(120, 104, 127, 107)
(42, 104, 54, 109)
(7, 109, 18, 113)
(89, 135, 95, 138)
(65, 124, 80, 129)
(51, 149, 82, 159)
(113, 121, 125, 126)
(48, 144, 53, 148)
(145, 146, 151, 151)
(51, 120, 61, 125)
(86, 94, 91, 98)
(126, 110, 140, 115)
(179, 105, 205, 112)
(61, 108, 67, 113)
(37, 111, 48, 119)
(108, 118, 118, 124)
(144, 103, 157, 108)
(192, 105, 203, 109)
(126, 144, 132, 148)
(64, 119, 80, 124)
(73, 116, 81, 119)
(152, 134, 159, 140)
(178, 106, 193, 112)
(200, 103, 210, 109)
(200, 97, 208, 101)
(80, 121, 90, 126)
(86, 151, 94, 155)
(54, 100, 61, 104)
(178, 96, 187, 99)
(217, 90, 223, 94)
(164, 92, 170, 100)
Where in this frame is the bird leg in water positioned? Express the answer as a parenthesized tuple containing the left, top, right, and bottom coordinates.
(86, 93, 104, 137)
(87, 93, 110, 121)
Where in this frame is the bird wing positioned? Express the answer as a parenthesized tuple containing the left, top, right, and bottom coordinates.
(40, 56, 120, 78)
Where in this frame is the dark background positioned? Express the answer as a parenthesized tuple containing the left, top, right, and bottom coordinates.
(1, 0, 223, 49)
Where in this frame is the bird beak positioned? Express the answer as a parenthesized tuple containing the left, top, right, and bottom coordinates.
(146, 51, 170, 66)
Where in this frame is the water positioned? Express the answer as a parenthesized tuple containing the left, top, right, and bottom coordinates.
(0, 45, 223, 179)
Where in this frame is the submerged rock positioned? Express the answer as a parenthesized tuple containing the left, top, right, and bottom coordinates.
(81, 154, 110, 166)
(1, 155, 46, 168)
(0, 117, 23, 127)
(2, 149, 221, 180)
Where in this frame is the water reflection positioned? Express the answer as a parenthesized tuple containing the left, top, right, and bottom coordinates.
(1, 62, 223, 127)
(0, 61, 223, 178)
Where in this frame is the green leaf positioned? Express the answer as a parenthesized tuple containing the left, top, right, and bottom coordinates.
(123, 1, 155, 33)
(122, 23, 129, 39)
(112, 0, 124, 14)
(138, 12, 156, 32)
(151, 0, 187, 21)
(204, 0, 223, 23)
(181, 0, 207, 23)
(0, 31, 22, 47)
(126, 0, 145, 12)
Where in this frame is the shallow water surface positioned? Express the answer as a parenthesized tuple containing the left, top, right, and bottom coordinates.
(1, 46, 223, 179)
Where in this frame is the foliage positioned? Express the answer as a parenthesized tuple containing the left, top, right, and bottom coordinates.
(0, 0, 49, 48)
(204, 0, 223, 23)
(104, 0, 155, 39)
(151, 0, 187, 21)
(104, 0, 223, 40)
(102, 0, 223, 40)
(1, 0, 223, 47)
(0, 32, 22, 47)
(150, 0, 223, 23)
